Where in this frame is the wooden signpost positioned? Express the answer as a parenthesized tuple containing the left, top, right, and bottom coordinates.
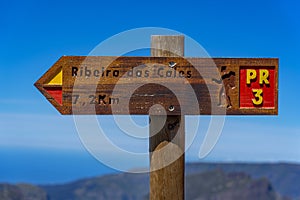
(35, 35, 278, 200)
(35, 57, 278, 115)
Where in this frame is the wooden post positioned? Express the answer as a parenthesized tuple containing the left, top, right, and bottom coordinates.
(150, 35, 185, 200)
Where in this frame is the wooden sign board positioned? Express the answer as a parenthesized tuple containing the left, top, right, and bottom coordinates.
(35, 56, 278, 115)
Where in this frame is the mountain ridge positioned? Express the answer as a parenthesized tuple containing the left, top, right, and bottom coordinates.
(0, 162, 299, 200)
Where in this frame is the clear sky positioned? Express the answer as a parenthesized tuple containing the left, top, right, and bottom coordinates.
(0, 0, 300, 184)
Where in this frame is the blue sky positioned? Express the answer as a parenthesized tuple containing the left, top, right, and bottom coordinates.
(0, 0, 300, 184)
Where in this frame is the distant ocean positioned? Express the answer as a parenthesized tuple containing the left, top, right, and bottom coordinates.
(0, 147, 118, 184)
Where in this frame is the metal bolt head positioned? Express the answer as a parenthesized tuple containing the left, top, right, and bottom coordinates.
(168, 105, 175, 112)
(168, 61, 177, 68)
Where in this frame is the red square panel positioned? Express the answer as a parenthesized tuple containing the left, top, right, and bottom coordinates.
(240, 67, 275, 108)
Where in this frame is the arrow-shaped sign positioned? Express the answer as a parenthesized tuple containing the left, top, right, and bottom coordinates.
(35, 56, 278, 115)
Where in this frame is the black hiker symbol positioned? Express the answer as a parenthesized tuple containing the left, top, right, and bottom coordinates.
(212, 66, 236, 108)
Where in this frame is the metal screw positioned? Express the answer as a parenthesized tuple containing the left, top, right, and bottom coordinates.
(168, 124, 175, 130)
(167, 119, 179, 130)
(168, 105, 175, 112)
(168, 61, 177, 68)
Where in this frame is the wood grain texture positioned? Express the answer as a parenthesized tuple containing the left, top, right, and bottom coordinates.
(150, 35, 185, 200)
(151, 35, 184, 57)
(34, 56, 278, 115)
(150, 141, 184, 200)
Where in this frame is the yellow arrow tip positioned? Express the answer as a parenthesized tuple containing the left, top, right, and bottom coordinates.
(47, 70, 62, 85)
